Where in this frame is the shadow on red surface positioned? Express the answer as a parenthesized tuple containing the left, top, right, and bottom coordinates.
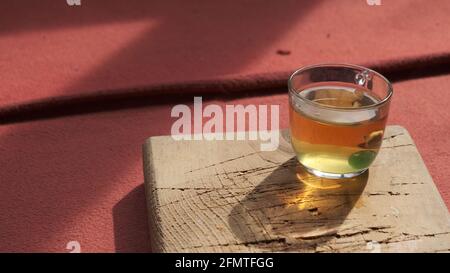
(113, 184, 152, 252)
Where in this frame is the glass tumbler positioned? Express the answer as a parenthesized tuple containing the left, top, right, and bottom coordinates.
(288, 64, 393, 179)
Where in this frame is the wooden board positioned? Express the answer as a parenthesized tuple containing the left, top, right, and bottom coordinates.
(143, 126, 450, 253)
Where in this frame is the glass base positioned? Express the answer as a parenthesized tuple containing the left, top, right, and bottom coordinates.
(302, 165, 368, 179)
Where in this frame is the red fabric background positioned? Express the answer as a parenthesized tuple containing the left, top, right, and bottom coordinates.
(0, 0, 449, 252)
(2, 0, 450, 107)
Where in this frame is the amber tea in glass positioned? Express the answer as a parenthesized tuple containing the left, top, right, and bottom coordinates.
(288, 64, 393, 179)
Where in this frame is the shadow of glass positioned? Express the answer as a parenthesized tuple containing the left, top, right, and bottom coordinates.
(228, 157, 367, 252)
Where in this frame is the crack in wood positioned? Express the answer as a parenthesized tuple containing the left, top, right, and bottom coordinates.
(185, 152, 259, 173)
(295, 226, 392, 241)
(382, 144, 414, 149)
(367, 191, 410, 196)
(401, 231, 450, 238)
(391, 182, 425, 186)
(181, 237, 288, 250)
(383, 133, 405, 140)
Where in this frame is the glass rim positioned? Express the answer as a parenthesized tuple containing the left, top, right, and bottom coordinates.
(288, 63, 393, 111)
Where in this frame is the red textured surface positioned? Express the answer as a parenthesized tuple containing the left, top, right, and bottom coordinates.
(2, 0, 450, 107)
(1, 1, 450, 252)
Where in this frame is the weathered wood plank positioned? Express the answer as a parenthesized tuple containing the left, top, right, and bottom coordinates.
(143, 126, 450, 253)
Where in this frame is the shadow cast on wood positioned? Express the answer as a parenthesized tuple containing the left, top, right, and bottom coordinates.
(228, 157, 368, 252)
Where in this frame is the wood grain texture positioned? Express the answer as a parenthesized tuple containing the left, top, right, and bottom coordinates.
(143, 126, 450, 253)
